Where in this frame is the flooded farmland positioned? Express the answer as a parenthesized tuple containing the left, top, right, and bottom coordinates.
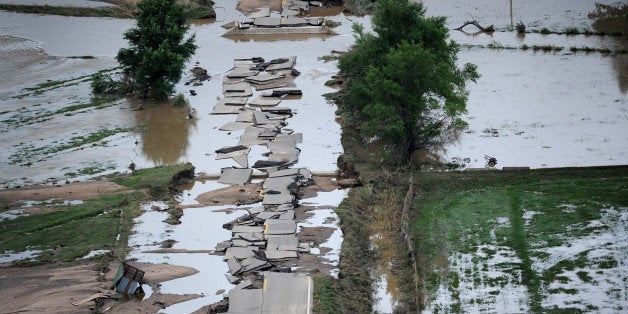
(0, 0, 626, 312)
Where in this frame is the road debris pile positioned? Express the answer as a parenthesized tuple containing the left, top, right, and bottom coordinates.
(222, 1, 336, 36)
(206, 56, 319, 312)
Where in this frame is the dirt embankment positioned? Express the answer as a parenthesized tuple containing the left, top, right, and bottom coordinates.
(0, 181, 126, 202)
(0, 260, 202, 313)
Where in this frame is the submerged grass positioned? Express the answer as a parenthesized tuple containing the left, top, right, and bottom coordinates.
(0, 192, 143, 262)
(9, 127, 130, 165)
(413, 166, 627, 311)
(114, 162, 195, 198)
(2, 97, 119, 129)
(0, 163, 194, 264)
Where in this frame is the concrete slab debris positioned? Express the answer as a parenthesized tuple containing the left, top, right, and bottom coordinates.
(282, 16, 309, 27)
(233, 155, 249, 168)
(279, 210, 295, 220)
(261, 106, 293, 114)
(231, 225, 265, 233)
(265, 249, 298, 260)
(245, 7, 270, 19)
(263, 193, 295, 206)
(245, 73, 286, 85)
(225, 246, 258, 260)
(225, 273, 240, 284)
(232, 239, 253, 247)
(218, 168, 253, 185)
(224, 82, 253, 97)
(268, 168, 300, 178)
(253, 17, 282, 28)
(246, 207, 264, 215)
(235, 232, 265, 242)
(264, 219, 297, 234)
(276, 132, 303, 143)
(256, 211, 280, 220)
(216, 240, 231, 252)
(263, 176, 297, 190)
(254, 111, 271, 125)
(239, 257, 272, 273)
(233, 279, 253, 290)
(212, 104, 245, 115)
(228, 68, 259, 78)
(228, 289, 263, 312)
(218, 97, 249, 106)
(227, 257, 242, 275)
(268, 153, 298, 164)
(219, 121, 251, 131)
(249, 96, 282, 108)
(266, 235, 299, 250)
(239, 134, 268, 146)
(265, 56, 297, 71)
(249, 79, 293, 91)
(236, 111, 255, 123)
(215, 145, 249, 158)
(277, 204, 295, 211)
(267, 141, 299, 154)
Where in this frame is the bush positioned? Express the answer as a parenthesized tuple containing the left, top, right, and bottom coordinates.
(563, 27, 580, 35)
(172, 93, 187, 107)
(91, 72, 125, 94)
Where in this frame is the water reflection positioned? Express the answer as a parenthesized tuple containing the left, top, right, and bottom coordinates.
(132, 100, 196, 166)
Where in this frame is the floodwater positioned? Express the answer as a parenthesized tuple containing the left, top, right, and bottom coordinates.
(299, 189, 348, 277)
(0, 0, 114, 7)
(127, 202, 246, 313)
(0, 0, 626, 311)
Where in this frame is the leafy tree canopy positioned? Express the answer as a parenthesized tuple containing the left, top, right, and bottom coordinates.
(338, 0, 479, 163)
(116, 0, 197, 98)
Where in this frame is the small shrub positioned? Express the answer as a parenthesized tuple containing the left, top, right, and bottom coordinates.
(521, 44, 530, 50)
(91, 72, 125, 94)
(171, 93, 187, 107)
(540, 28, 551, 34)
(563, 27, 580, 35)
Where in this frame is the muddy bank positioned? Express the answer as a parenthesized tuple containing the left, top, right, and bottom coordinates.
(0, 263, 103, 313)
(0, 181, 126, 202)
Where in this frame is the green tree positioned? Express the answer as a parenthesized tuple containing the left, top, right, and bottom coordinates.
(338, 0, 479, 163)
(116, 0, 197, 98)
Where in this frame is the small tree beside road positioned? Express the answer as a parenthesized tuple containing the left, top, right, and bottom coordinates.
(116, 0, 197, 98)
(338, 0, 479, 164)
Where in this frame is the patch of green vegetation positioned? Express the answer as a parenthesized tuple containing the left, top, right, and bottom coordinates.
(334, 186, 377, 313)
(15, 68, 120, 98)
(114, 163, 195, 198)
(540, 28, 551, 34)
(0, 163, 194, 265)
(576, 271, 593, 283)
(65, 164, 116, 178)
(563, 27, 581, 35)
(313, 275, 339, 313)
(4, 97, 119, 129)
(9, 127, 129, 165)
(548, 287, 579, 295)
(0, 192, 143, 262)
(408, 166, 627, 311)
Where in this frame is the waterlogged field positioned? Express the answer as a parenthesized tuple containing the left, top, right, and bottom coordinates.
(415, 168, 628, 312)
